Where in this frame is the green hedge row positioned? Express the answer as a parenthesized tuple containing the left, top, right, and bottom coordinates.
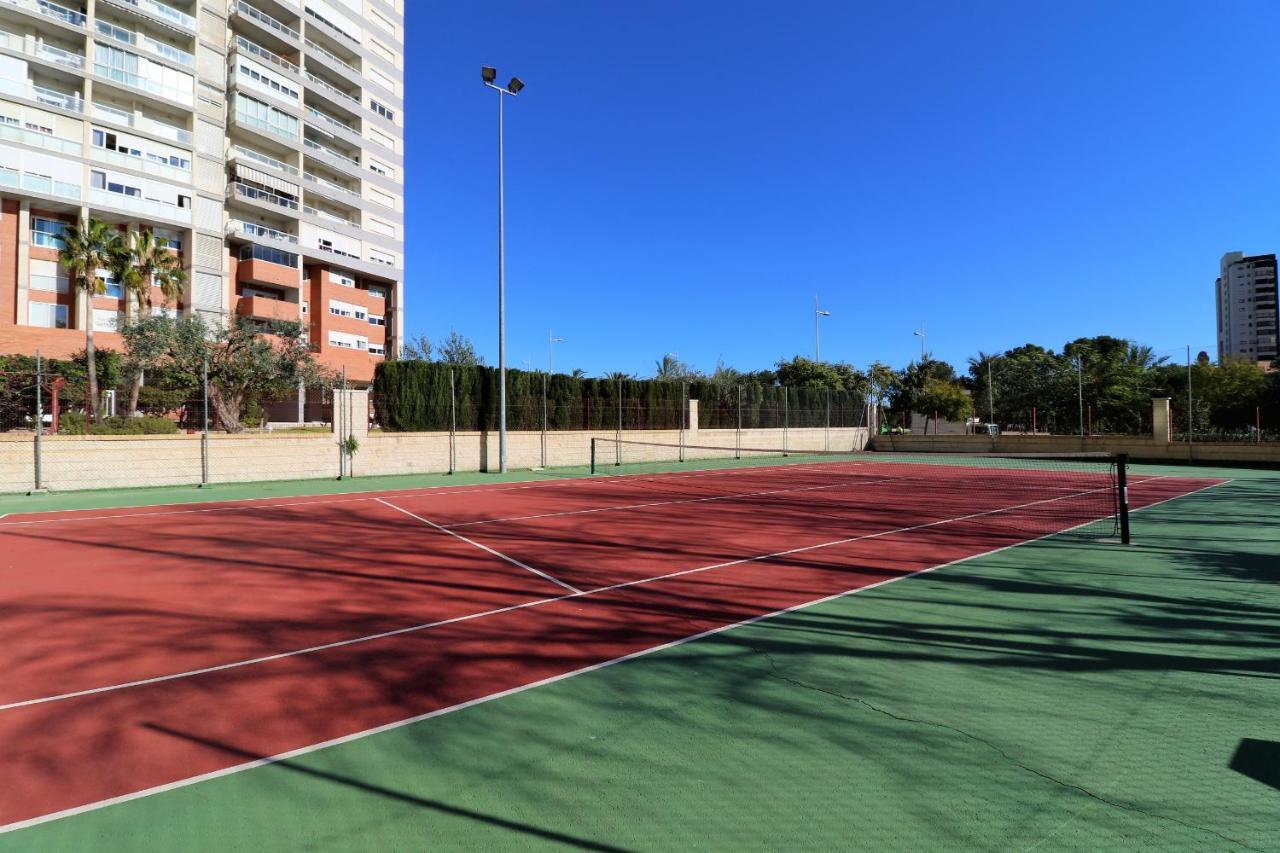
(372, 361, 867, 432)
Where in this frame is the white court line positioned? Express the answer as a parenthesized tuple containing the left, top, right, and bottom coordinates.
(0, 474, 1171, 714)
(0, 455, 876, 528)
(373, 498, 582, 594)
(0, 476, 1231, 836)
(442, 475, 915, 529)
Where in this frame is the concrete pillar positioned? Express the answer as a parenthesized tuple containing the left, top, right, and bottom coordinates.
(296, 379, 305, 424)
(14, 201, 30, 325)
(688, 398, 699, 434)
(332, 389, 370, 438)
(1152, 397, 1171, 444)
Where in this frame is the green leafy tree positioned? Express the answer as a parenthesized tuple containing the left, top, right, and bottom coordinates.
(438, 330, 483, 366)
(59, 217, 123, 422)
(916, 377, 973, 433)
(113, 230, 186, 415)
(654, 353, 698, 380)
(401, 333, 433, 361)
(774, 356, 867, 391)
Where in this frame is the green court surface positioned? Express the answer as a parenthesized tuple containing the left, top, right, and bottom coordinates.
(3, 461, 1278, 851)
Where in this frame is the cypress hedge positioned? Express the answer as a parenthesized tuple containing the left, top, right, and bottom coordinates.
(372, 361, 866, 433)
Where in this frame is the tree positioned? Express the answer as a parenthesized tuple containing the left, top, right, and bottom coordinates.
(438, 331, 483, 366)
(149, 316, 326, 432)
(709, 359, 742, 387)
(113, 230, 186, 415)
(401, 333, 433, 361)
(654, 353, 698, 381)
(59, 218, 123, 423)
(570, 368, 587, 379)
(865, 361, 897, 430)
(916, 377, 973, 434)
(774, 356, 866, 391)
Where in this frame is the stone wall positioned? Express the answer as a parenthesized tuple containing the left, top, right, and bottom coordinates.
(0, 426, 870, 494)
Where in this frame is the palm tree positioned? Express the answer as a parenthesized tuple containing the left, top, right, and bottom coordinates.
(59, 218, 123, 423)
(113, 230, 187, 415)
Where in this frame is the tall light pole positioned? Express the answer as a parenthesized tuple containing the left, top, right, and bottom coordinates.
(913, 325, 926, 363)
(548, 329, 564, 374)
(814, 296, 830, 361)
(482, 66, 525, 473)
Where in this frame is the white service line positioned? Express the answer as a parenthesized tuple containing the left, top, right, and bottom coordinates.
(0, 476, 1231, 836)
(373, 498, 582, 594)
(0, 456, 872, 528)
(442, 475, 913, 529)
(0, 474, 1172, 714)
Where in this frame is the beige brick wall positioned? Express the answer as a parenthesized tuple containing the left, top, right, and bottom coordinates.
(1, 427, 870, 494)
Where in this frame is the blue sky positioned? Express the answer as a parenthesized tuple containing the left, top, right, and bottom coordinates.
(403, 1, 1279, 378)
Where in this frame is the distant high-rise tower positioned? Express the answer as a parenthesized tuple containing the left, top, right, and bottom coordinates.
(1216, 252, 1278, 366)
(0, 0, 406, 382)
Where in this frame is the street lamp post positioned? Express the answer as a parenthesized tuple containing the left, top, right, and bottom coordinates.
(913, 325, 926, 363)
(814, 296, 830, 361)
(482, 66, 525, 473)
(543, 329, 563, 467)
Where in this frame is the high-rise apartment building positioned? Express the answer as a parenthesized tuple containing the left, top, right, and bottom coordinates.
(1216, 252, 1278, 368)
(0, 0, 404, 383)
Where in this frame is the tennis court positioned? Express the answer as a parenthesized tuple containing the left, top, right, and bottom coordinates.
(1, 449, 1274, 850)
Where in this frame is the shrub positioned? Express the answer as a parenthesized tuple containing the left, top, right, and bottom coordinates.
(59, 413, 179, 435)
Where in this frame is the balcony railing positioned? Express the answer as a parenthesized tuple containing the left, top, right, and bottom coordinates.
(303, 204, 357, 228)
(96, 21, 195, 68)
(0, 122, 81, 155)
(229, 180, 300, 211)
(303, 38, 357, 76)
(89, 187, 192, 223)
(233, 108, 299, 141)
(305, 105, 355, 134)
(0, 29, 86, 69)
(232, 1, 300, 42)
(235, 35, 298, 75)
(303, 171, 359, 199)
(232, 220, 299, 243)
(303, 136, 359, 167)
(303, 71, 360, 108)
(28, 83, 84, 112)
(303, 7, 359, 47)
(0, 166, 80, 200)
(232, 144, 299, 176)
(97, 0, 196, 32)
(94, 58, 194, 106)
(92, 103, 192, 143)
(91, 144, 191, 181)
(0, 0, 86, 27)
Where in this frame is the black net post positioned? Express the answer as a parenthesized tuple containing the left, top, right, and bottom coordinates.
(1116, 453, 1131, 545)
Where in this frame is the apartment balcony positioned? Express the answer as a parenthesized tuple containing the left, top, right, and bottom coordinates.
(95, 19, 195, 69)
(304, 107, 363, 149)
(0, 29, 85, 70)
(0, 164, 80, 201)
(0, 121, 81, 156)
(230, 106, 300, 144)
(302, 170, 360, 205)
(302, 136, 362, 178)
(90, 144, 190, 183)
(233, 34, 299, 77)
(0, 0, 86, 29)
(229, 144, 300, 177)
(97, 0, 196, 34)
(238, 252, 301, 290)
(229, 219, 299, 246)
(230, 0, 300, 49)
(89, 187, 192, 224)
(91, 102, 191, 144)
(303, 6, 359, 50)
(237, 294, 300, 321)
(302, 70, 362, 116)
(227, 180, 300, 215)
(92, 57, 194, 107)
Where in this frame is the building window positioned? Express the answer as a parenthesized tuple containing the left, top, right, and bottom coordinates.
(31, 217, 69, 249)
(371, 100, 395, 121)
(368, 314, 384, 326)
(239, 244, 298, 267)
(366, 285, 387, 299)
(29, 302, 68, 329)
(368, 342, 385, 355)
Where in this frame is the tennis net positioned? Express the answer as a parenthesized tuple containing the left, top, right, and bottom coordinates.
(589, 437, 1132, 544)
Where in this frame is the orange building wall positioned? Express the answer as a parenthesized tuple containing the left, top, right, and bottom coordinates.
(1, 199, 17, 326)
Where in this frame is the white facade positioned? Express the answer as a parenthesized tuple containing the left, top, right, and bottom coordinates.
(1216, 252, 1278, 364)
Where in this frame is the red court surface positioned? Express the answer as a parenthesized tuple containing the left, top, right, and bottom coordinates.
(0, 460, 1223, 831)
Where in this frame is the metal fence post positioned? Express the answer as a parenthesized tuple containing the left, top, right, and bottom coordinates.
(679, 381, 686, 462)
(736, 384, 742, 460)
(782, 386, 789, 456)
(1186, 344, 1194, 460)
(824, 388, 830, 451)
(449, 368, 456, 475)
(615, 376, 622, 466)
(200, 358, 209, 486)
(541, 371, 547, 468)
(33, 350, 43, 491)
